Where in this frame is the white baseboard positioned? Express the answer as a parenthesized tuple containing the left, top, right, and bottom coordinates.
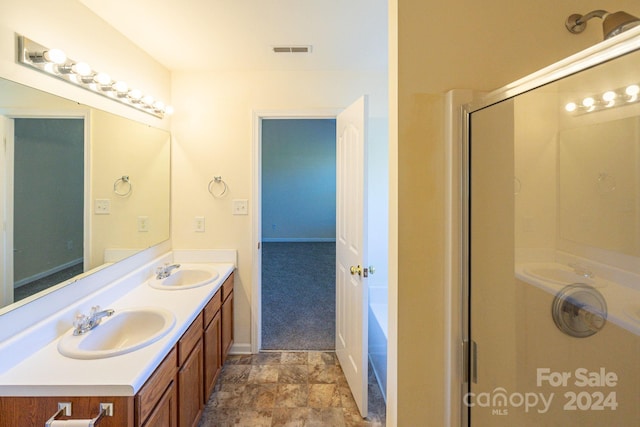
(229, 342, 252, 355)
(14, 258, 83, 288)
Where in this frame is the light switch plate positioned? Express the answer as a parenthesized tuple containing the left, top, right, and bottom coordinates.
(194, 216, 205, 232)
(137, 216, 149, 232)
(95, 199, 110, 215)
(232, 199, 248, 215)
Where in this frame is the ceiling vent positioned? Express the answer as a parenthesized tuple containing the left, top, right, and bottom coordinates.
(272, 45, 312, 53)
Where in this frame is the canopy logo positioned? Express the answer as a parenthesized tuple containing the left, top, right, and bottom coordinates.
(464, 367, 619, 416)
(463, 388, 554, 415)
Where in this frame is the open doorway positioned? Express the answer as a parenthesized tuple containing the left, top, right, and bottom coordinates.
(252, 106, 389, 410)
(1, 117, 85, 304)
(260, 118, 337, 350)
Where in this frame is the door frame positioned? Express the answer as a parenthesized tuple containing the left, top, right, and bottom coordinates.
(0, 109, 90, 307)
(251, 109, 340, 353)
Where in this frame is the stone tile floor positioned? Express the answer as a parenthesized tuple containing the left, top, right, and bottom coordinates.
(198, 351, 386, 426)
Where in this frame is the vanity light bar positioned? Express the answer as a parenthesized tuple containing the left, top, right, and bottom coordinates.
(564, 83, 640, 114)
(16, 35, 173, 119)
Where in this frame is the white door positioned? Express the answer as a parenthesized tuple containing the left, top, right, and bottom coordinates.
(336, 96, 369, 417)
(0, 116, 14, 307)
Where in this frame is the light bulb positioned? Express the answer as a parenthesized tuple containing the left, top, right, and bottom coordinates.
(582, 97, 595, 108)
(153, 101, 165, 111)
(565, 102, 577, 112)
(72, 62, 92, 76)
(602, 91, 616, 107)
(625, 84, 640, 96)
(626, 84, 639, 102)
(112, 81, 128, 94)
(141, 95, 154, 106)
(94, 72, 111, 85)
(128, 89, 143, 102)
(43, 48, 67, 65)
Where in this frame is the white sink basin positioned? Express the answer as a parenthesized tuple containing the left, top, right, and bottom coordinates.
(149, 264, 219, 290)
(624, 306, 640, 323)
(58, 307, 175, 359)
(522, 264, 606, 288)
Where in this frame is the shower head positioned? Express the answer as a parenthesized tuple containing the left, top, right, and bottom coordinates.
(566, 10, 640, 40)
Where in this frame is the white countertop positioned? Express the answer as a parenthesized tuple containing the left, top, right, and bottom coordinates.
(0, 260, 234, 397)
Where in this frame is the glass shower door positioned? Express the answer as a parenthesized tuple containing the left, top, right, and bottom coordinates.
(466, 43, 640, 426)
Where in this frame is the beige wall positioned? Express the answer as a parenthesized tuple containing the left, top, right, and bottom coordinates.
(392, 0, 640, 425)
(514, 91, 558, 250)
(90, 110, 171, 268)
(170, 70, 388, 348)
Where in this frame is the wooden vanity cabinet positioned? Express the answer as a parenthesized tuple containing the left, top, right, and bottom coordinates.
(177, 313, 204, 427)
(0, 272, 235, 427)
(136, 347, 178, 427)
(203, 290, 222, 402)
(0, 396, 134, 427)
(140, 380, 178, 427)
(221, 274, 234, 363)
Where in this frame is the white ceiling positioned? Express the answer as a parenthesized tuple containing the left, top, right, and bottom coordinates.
(80, 0, 388, 73)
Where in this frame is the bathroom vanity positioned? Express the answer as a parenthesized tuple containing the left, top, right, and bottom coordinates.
(0, 253, 235, 427)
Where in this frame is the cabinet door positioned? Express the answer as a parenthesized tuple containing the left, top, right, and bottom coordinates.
(221, 290, 234, 363)
(178, 339, 203, 427)
(203, 310, 222, 402)
(142, 381, 178, 427)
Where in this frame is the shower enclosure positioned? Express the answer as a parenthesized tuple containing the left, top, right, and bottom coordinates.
(463, 30, 640, 425)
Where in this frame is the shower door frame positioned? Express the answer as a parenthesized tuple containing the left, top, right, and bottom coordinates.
(460, 28, 640, 426)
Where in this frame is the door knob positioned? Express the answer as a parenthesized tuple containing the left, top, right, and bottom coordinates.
(350, 265, 362, 276)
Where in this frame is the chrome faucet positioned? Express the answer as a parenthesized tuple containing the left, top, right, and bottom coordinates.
(569, 262, 594, 279)
(156, 263, 181, 279)
(73, 305, 115, 335)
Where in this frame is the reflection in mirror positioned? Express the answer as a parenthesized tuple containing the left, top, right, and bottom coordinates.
(559, 117, 639, 256)
(13, 118, 85, 301)
(514, 47, 640, 268)
(0, 78, 170, 312)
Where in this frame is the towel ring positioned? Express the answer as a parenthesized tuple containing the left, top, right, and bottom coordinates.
(208, 176, 228, 198)
(114, 175, 132, 197)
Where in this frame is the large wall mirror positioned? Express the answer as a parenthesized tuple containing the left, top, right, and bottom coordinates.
(0, 77, 170, 314)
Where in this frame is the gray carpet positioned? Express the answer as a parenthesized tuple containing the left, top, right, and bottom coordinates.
(14, 262, 84, 302)
(261, 242, 336, 350)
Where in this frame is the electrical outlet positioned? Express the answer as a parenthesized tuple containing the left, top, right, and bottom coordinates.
(194, 216, 205, 232)
(232, 199, 248, 215)
(95, 199, 111, 215)
(138, 216, 149, 232)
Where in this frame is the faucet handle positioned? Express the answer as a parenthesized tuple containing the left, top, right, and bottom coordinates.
(73, 314, 87, 329)
(90, 305, 101, 316)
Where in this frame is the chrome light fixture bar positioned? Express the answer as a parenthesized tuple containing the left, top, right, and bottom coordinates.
(17, 35, 173, 119)
(564, 83, 640, 115)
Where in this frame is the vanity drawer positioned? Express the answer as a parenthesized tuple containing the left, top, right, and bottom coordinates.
(178, 313, 203, 366)
(204, 290, 222, 328)
(136, 346, 178, 425)
(221, 272, 234, 301)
